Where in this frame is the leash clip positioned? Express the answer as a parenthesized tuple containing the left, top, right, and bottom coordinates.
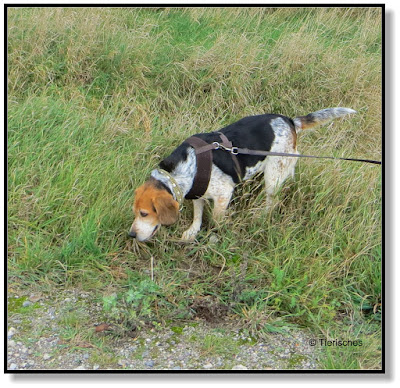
(212, 141, 221, 150)
(230, 146, 239, 155)
(217, 142, 239, 155)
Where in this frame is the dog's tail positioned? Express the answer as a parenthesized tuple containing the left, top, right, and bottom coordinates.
(293, 107, 357, 133)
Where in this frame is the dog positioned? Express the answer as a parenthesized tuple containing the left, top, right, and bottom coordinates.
(129, 107, 356, 242)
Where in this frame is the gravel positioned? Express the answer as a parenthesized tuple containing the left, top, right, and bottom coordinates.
(7, 291, 321, 371)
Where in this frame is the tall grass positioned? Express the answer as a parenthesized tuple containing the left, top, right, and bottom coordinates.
(8, 7, 382, 369)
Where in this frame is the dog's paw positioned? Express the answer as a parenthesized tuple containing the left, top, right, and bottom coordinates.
(181, 229, 198, 241)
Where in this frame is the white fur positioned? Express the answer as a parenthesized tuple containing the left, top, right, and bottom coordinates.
(132, 218, 159, 242)
(243, 160, 267, 180)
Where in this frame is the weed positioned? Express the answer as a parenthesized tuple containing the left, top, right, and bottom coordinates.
(102, 279, 165, 334)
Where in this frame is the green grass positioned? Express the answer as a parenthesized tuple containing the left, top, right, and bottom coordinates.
(7, 6, 382, 369)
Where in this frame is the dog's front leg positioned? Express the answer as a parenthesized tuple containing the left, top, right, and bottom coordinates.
(181, 199, 205, 241)
(212, 195, 231, 221)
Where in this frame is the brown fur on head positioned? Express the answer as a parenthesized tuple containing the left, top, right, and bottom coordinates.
(129, 179, 179, 241)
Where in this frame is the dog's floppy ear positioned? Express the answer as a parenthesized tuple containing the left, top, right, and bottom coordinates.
(153, 192, 179, 225)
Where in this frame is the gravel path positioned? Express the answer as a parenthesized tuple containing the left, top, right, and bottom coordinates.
(7, 291, 320, 371)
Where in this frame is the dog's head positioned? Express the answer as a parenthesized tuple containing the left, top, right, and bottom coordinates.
(129, 180, 179, 242)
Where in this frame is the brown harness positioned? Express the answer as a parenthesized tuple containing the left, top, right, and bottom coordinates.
(185, 132, 242, 199)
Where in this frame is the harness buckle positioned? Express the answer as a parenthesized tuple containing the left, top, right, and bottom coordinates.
(212, 142, 220, 150)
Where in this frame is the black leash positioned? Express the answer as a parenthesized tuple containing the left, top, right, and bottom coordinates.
(212, 142, 382, 165)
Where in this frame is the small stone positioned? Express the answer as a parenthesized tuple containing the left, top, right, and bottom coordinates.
(43, 353, 51, 360)
(93, 364, 100, 370)
(117, 359, 127, 367)
(172, 366, 181, 370)
(8, 340, 16, 347)
(232, 364, 248, 370)
(9, 363, 18, 370)
(209, 234, 219, 244)
(203, 363, 213, 369)
(145, 360, 155, 368)
(74, 365, 86, 370)
(48, 308, 56, 319)
(8, 327, 17, 339)
(22, 301, 32, 307)
(29, 294, 42, 303)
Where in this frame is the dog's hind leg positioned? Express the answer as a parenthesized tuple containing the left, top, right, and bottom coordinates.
(181, 199, 205, 241)
(263, 157, 297, 210)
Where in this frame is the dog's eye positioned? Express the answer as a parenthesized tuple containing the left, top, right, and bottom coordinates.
(140, 211, 148, 218)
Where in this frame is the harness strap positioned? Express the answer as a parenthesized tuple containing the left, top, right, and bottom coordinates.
(217, 132, 242, 179)
(185, 133, 245, 199)
(185, 136, 214, 199)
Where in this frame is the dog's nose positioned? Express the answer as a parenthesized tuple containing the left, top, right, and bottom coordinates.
(128, 230, 136, 238)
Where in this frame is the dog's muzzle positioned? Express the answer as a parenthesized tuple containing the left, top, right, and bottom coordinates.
(128, 225, 159, 240)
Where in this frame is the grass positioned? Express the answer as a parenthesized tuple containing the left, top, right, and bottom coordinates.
(7, 6, 382, 370)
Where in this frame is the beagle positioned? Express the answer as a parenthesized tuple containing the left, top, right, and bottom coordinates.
(129, 107, 356, 241)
